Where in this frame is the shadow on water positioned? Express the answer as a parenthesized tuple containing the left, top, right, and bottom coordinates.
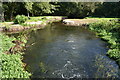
(23, 22, 120, 79)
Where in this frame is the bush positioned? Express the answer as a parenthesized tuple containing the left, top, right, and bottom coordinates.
(1, 53, 31, 78)
(89, 19, 120, 66)
(14, 15, 28, 24)
(0, 34, 15, 53)
(0, 33, 31, 78)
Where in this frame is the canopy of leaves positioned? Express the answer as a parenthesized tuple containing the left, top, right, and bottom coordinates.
(2, 2, 120, 21)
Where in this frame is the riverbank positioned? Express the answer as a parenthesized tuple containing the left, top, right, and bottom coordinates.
(62, 18, 119, 26)
(62, 18, 98, 26)
(0, 33, 31, 78)
(0, 16, 64, 33)
(88, 18, 120, 66)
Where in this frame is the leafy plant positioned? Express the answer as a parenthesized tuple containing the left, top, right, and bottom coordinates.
(107, 49, 120, 59)
(14, 15, 28, 24)
(0, 33, 31, 78)
(89, 19, 120, 66)
(1, 53, 31, 78)
(0, 34, 15, 53)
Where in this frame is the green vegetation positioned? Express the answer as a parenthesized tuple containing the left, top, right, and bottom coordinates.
(39, 62, 47, 73)
(14, 15, 28, 24)
(26, 16, 48, 22)
(1, 2, 120, 21)
(89, 18, 120, 66)
(0, 34, 15, 53)
(0, 1, 120, 78)
(25, 2, 33, 18)
(85, 17, 120, 20)
(0, 34, 31, 78)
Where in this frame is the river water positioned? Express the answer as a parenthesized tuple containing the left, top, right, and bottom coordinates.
(24, 22, 120, 79)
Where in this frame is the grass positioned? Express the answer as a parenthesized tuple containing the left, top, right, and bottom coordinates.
(0, 16, 64, 29)
(26, 16, 64, 22)
(85, 17, 120, 20)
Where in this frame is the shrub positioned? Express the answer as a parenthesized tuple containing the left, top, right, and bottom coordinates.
(0, 34, 15, 53)
(0, 33, 31, 78)
(107, 49, 120, 59)
(1, 53, 31, 78)
(14, 15, 28, 24)
(89, 19, 120, 66)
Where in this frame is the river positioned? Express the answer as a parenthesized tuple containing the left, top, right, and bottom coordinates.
(23, 22, 120, 79)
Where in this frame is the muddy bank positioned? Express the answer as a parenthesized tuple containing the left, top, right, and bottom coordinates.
(1, 23, 46, 32)
(0, 17, 63, 33)
(0, 18, 98, 33)
(62, 19, 98, 26)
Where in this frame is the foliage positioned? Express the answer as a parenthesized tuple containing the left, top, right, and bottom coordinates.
(14, 15, 28, 24)
(25, 2, 33, 13)
(25, 2, 33, 17)
(2, 2, 120, 20)
(89, 19, 120, 66)
(0, 34, 15, 53)
(2, 2, 19, 20)
(93, 2, 120, 17)
(54, 2, 101, 18)
(32, 2, 57, 15)
(0, 33, 31, 78)
(1, 53, 31, 78)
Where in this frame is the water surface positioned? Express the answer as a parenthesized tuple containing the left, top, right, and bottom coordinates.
(24, 22, 120, 78)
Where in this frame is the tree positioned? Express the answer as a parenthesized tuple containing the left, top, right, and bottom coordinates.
(3, 2, 19, 21)
(25, 2, 33, 17)
(0, 2, 4, 22)
(32, 2, 57, 16)
(93, 2, 120, 17)
(55, 2, 100, 18)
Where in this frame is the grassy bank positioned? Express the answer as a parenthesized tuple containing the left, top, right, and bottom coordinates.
(0, 33, 31, 78)
(0, 16, 64, 27)
(0, 16, 64, 32)
(88, 18, 120, 66)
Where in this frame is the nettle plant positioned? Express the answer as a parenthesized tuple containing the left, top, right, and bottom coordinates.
(0, 34, 15, 53)
(14, 15, 28, 24)
(89, 19, 120, 66)
(1, 53, 31, 78)
(0, 33, 31, 78)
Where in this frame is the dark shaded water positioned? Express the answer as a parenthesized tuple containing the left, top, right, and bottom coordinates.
(24, 22, 120, 78)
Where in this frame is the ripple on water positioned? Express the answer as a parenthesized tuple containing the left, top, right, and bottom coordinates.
(94, 54, 120, 78)
(24, 22, 120, 78)
(52, 61, 89, 79)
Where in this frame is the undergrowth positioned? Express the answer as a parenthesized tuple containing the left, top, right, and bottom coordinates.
(0, 33, 31, 78)
(89, 19, 120, 66)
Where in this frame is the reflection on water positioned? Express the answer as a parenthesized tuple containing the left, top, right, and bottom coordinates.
(24, 22, 120, 78)
(95, 55, 119, 78)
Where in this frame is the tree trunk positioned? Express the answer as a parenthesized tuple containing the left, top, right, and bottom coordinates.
(1, 12, 5, 22)
(32, 12, 34, 16)
(27, 12, 30, 18)
(10, 5, 14, 21)
(10, 12, 13, 21)
(0, 2, 4, 22)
